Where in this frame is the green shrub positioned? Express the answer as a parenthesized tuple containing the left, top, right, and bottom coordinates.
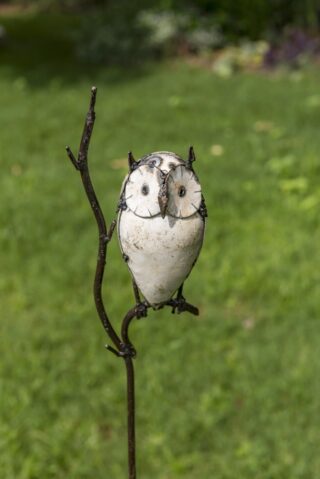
(75, 4, 152, 65)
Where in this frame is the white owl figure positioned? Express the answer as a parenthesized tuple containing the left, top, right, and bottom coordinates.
(117, 149, 207, 311)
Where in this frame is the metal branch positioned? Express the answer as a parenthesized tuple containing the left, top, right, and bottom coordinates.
(66, 87, 122, 351)
(66, 87, 140, 479)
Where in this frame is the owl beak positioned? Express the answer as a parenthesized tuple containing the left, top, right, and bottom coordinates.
(159, 196, 168, 218)
(158, 177, 169, 218)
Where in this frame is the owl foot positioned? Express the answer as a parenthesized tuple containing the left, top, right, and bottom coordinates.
(131, 280, 148, 319)
(167, 296, 199, 316)
(166, 284, 199, 316)
(134, 301, 149, 319)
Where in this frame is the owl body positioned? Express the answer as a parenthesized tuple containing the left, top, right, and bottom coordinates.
(117, 151, 205, 307)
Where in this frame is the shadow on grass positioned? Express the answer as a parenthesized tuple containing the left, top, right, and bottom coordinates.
(0, 11, 152, 88)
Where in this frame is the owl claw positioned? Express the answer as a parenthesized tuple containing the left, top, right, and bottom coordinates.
(167, 296, 199, 316)
(134, 301, 148, 319)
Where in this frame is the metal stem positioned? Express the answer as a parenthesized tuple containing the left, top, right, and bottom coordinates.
(125, 357, 136, 479)
(121, 308, 139, 479)
(66, 87, 122, 352)
(66, 87, 138, 478)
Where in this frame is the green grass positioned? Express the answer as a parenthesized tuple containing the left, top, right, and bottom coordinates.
(1, 12, 320, 479)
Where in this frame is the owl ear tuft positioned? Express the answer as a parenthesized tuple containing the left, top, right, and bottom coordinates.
(187, 146, 196, 169)
(128, 151, 138, 172)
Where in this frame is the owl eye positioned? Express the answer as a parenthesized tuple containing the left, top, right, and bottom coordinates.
(124, 164, 161, 218)
(141, 184, 149, 196)
(167, 165, 202, 218)
(178, 185, 186, 197)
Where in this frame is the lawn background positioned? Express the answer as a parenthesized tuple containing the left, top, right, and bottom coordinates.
(1, 12, 320, 479)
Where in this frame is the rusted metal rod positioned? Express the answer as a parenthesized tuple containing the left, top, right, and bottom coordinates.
(66, 87, 138, 478)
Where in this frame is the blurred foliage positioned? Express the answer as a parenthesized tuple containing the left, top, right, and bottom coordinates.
(265, 28, 320, 68)
(7, 0, 320, 35)
(75, 4, 152, 65)
(175, 0, 320, 39)
(211, 41, 269, 77)
(71, 0, 320, 65)
(140, 10, 225, 55)
(2, 0, 320, 65)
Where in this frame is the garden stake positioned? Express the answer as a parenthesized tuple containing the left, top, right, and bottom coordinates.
(66, 87, 206, 479)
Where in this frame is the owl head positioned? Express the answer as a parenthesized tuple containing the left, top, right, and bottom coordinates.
(119, 148, 206, 220)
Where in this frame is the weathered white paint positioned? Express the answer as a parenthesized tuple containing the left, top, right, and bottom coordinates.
(118, 210, 204, 306)
(142, 151, 184, 172)
(117, 151, 205, 307)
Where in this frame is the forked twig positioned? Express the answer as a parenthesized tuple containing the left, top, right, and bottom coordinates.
(66, 87, 139, 479)
(66, 87, 123, 352)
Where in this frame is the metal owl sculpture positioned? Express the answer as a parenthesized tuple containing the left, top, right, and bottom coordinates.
(118, 150, 207, 312)
(66, 88, 207, 479)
